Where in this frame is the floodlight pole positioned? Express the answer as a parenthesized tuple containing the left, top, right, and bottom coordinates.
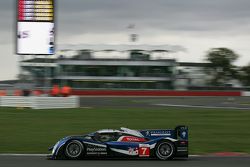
(128, 24, 139, 43)
(44, 56, 52, 96)
(18, 54, 25, 84)
(43, 56, 46, 95)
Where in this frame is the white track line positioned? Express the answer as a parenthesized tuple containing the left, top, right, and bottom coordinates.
(155, 104, 250, 110)
(189, 155, 200, 157)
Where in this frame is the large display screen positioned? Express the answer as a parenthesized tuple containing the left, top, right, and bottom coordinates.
(16, 0, 55, 55)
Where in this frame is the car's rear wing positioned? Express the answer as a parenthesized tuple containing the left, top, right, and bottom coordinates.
(174, 125, 188, 140)
(140, 125, 188, 140)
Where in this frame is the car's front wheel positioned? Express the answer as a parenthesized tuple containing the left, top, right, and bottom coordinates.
(65, 140, 84, 159)
(155, 141, 175, 160)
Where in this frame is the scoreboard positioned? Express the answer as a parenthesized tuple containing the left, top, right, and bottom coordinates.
(16, 0, 55, 55)
(18, 0, 54, 22)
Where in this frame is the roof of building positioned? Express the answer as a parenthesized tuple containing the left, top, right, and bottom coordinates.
(58, 44, 186, 53)
(21, 57, 176, 63)
(0, 80, 18, 85)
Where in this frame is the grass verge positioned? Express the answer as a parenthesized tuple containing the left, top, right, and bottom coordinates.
(0, 107, 249, 154)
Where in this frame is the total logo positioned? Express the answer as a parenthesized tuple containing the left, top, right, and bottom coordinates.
(119, 136, 147, 142)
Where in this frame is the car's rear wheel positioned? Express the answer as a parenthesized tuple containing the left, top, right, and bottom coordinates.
(65, 140, 84, 159)
(155, 141, 175, 160)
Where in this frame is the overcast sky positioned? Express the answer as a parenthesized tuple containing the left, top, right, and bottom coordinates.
(1, 0, 250, 80)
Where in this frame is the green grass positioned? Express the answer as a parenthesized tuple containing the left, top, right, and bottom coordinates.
(0, 107, 250, 154)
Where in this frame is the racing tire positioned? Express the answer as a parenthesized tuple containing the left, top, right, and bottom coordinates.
(65, 140, 84, 159)
(155, 141, 175, 160)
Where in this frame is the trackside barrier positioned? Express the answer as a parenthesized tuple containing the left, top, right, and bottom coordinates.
(242, 92, 250, 97)
(31, 96, 80, 109)
(0, 96, 80, 109)
(0, 96, 33, 108)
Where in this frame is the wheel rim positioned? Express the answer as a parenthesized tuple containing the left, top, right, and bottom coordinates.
(156, 142, 174, 159)
(66, 141, 82, 158)
(159, 144, 171, 156)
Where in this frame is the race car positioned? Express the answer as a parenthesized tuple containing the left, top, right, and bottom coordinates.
(48, 125, 188, 160)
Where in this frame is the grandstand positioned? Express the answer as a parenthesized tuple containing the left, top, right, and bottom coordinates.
(19, 44, 214, 90)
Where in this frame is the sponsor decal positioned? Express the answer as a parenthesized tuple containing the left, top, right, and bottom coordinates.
(86, 148, 107, 152)
(87, 152, 107, 155)
(119, 136, 147, 142)
(110, 147, 139, 156)
(146, 130, 171, 136)
(128, 147, 139, 155)
(86, 144, 107, 155)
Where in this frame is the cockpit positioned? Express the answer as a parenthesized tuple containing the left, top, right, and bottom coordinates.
(88, 128, 144, 143)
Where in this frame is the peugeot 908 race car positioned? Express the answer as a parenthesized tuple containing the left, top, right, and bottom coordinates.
(48, 126, 188, 160)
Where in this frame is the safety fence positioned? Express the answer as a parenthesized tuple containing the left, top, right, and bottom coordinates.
(242, 92, 250, 97)
(0, 96, 80, 109)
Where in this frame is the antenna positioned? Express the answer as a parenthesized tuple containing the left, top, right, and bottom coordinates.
(127, 24, 139, 42)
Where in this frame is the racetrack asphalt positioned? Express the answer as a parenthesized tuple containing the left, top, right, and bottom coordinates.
(80, 96, 250, 109)
(1, 155, 250, 167)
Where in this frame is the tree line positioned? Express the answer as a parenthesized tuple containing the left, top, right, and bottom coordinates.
(205, 48, 250, 86)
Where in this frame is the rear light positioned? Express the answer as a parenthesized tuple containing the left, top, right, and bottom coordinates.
(180, 141, 187, 145)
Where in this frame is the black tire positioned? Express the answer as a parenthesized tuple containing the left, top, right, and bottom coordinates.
(155, 140, 175, 160)
(65, 140, 84, 159)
